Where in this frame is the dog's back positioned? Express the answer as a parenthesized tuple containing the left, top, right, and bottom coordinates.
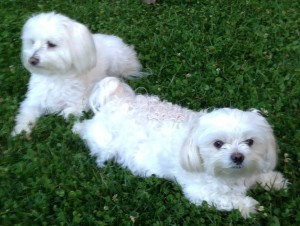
(76, 77, 200, 176)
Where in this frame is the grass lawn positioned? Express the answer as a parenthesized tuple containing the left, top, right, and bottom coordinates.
(1, 0, 299, 225)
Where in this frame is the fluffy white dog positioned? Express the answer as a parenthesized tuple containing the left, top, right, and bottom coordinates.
(12, 12, 142, 135)
(73, 77, 288, 218)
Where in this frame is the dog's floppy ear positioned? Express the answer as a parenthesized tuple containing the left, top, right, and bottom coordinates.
(249, 109, 278, 171)
(66, 20, 96, 74)
(180, 127, 204, 172)
(264, 130, 278, 171)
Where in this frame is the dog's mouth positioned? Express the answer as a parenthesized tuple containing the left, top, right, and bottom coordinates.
(231, 165, 243, 169)
(26, 61, 42, 69)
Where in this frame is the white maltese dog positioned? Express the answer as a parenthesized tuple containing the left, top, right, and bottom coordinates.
(12, 12, 142, 135)
(73, 77, 288, 218)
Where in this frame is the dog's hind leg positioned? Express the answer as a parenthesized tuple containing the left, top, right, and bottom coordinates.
(89, 77, 135, 112)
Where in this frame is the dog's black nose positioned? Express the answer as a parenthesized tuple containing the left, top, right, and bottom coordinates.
(29, 56, 39, 66)
(231, 152, 244, 165)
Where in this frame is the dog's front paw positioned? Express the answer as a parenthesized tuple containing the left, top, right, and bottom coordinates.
(72, 121, 84, 134)
(237, 196, 259, 218)
(12, 123, 33, 136)
(60, 107, 83, 119)
(258, 171, 289, 191)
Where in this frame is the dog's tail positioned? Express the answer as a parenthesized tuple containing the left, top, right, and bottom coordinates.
(89, 77, 135, 113)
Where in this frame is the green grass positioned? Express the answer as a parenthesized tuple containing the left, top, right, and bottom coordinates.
(1, 0, 299, 225)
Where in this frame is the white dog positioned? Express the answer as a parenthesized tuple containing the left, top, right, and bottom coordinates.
(73, 77, 288, 218)
(12, 12, 142, 135)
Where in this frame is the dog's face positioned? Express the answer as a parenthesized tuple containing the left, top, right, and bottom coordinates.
(181, 108, 277, 178)
(21, 12, 96, 76)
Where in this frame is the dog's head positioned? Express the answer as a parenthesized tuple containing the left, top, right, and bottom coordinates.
(180, 108, 277, 178)
(21, 12, 96, 76)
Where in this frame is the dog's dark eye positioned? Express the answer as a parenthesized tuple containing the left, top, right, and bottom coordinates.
(214, 140, 224, 149)
(244, 139, 254, 146)
(47, 41, 57, 48)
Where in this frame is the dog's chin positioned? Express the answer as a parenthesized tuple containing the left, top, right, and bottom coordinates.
(23, 62, 46, 75)
(25, 64, 63, 76)
(212, 163, 260, 179)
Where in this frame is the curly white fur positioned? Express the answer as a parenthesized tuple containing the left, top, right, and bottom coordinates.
(73, 77, 288, 218)
(12, 12, 142, 135)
